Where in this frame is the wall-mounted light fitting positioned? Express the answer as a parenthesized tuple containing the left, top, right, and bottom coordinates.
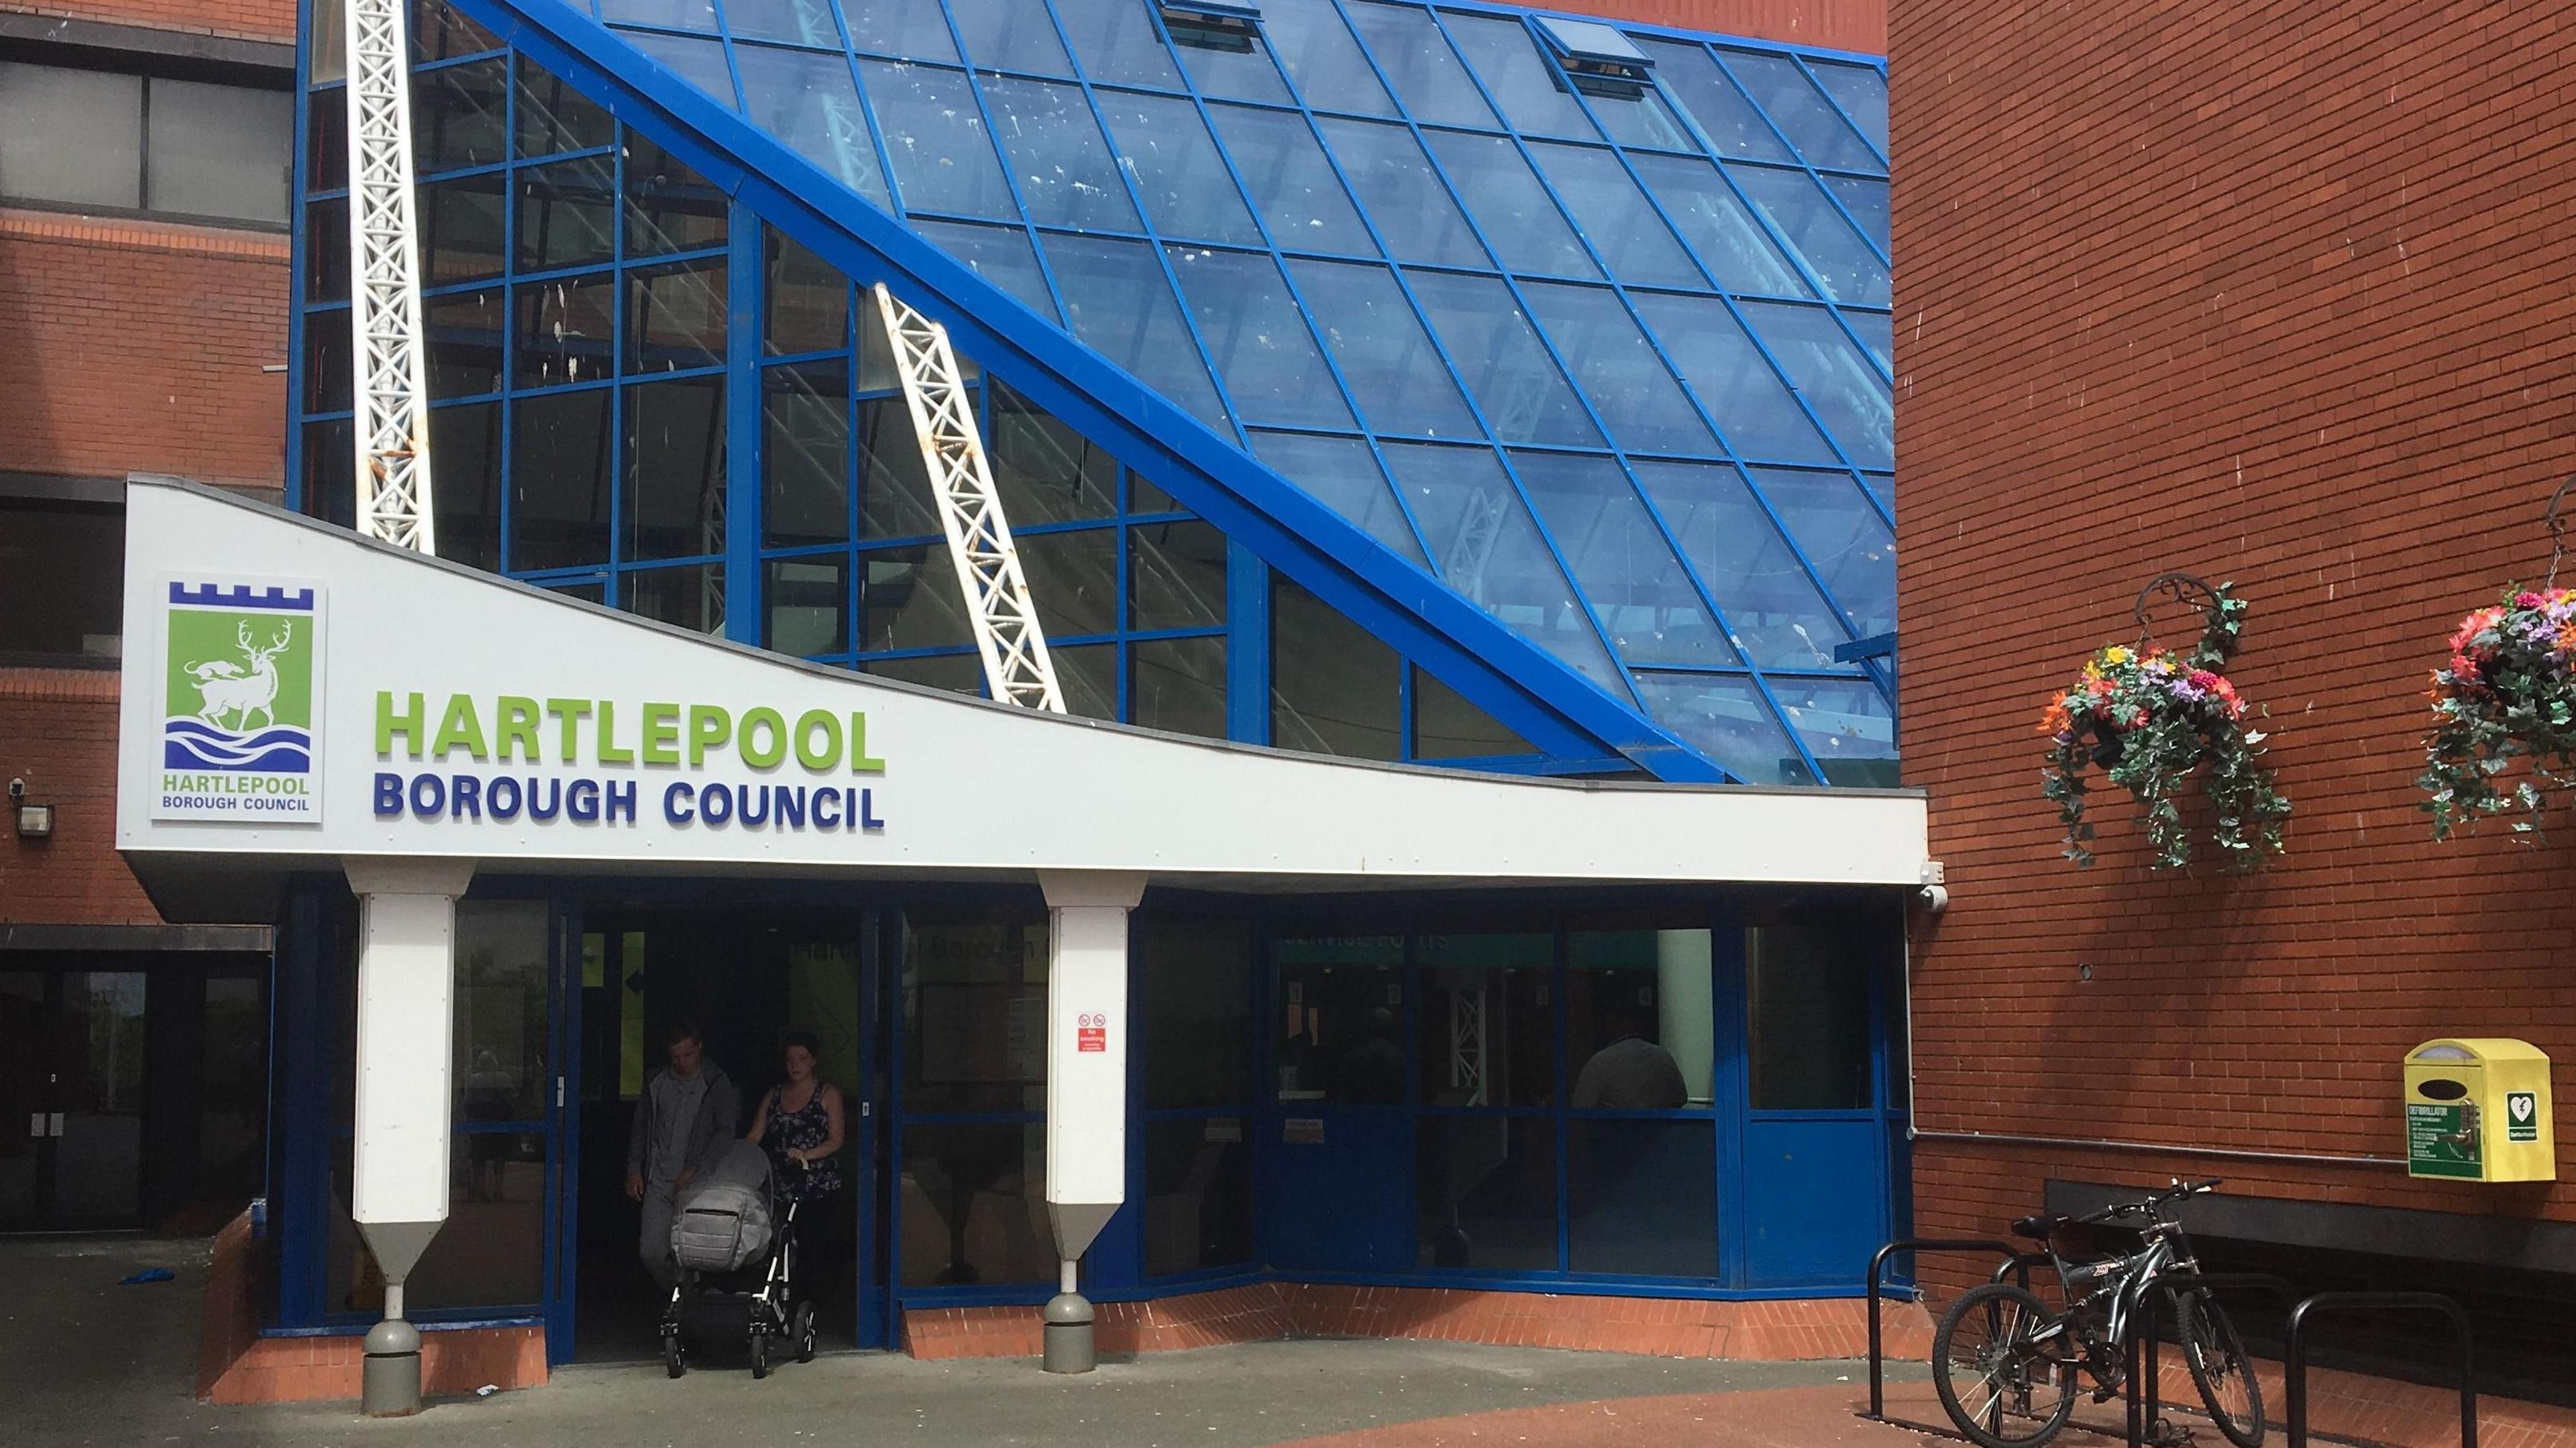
(9, 779, 54, 840)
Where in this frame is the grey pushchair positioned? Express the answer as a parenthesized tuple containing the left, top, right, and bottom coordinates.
(660, 1141, 816, 1378)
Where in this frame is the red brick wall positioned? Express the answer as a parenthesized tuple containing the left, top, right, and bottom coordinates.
(1554, 0, 1884, 53)
(1892, 0, 2576, 1270)
(0, 669, 159, 926)
(5, 0, 294, 43)
(0, 210, 290, 494)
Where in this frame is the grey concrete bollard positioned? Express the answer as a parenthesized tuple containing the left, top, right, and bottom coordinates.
(361, 1317, 423, 1417)
(1042, 1290, 1095, 1374)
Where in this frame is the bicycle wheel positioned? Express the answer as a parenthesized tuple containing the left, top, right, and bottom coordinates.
(1933, 1283, 2077, 1448)
(2173, 1290, 2265, 1447)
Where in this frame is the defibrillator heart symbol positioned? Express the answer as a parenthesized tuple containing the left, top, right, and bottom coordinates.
(2510, 1095, 2535, 1122)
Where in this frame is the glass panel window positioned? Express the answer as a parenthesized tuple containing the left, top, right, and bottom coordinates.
(517, 156, 617, 272)
(908, 219, 1059, 321)
(1380, 442, 1623, 690)
(1522, 142, 1701, 288)
(1271, 576, 1401, 761)
(1038, 234, 1229, 426)
(980, 77, 1140, 232)
(947, 0, 1075, 76)
(1419, 131, 1595, 279)
(600, 0, 716, 31)
(1144, 1119, 1252, 1275)
(515, 271, 617, 388)
(1642, 40, 1792, 164)
(1053, 640, 1119, 720)
(1735, 300, 1893, 469)
(724, 0, 843, 46)
(767, 556, 849, 656)
(1589, 83, 1696, 154)
(1846, 307, 1893, 373)
(625, 136, 729, 256)
(1746, 922, 1874, 1109)
(416, 0, 502, 58)
(1519, 282, 1717, 456)
(1310, 117, 1488, 269)
(623, 30, 740, 106)
(898, 1122, 1051, 1286)
(903, 906, 1049, 1113)
(1166, 246, 1353, 429)
(762, 363, 852, 549)
(860, 60, 1018, 221)
(1169, 19, 1295, 105)
(424, 171, 509, 282)
(1748, 467, 1894, 638)
(427, 287, 506, 396)
(1258, 0, 1398, 116)
(1283, 260, 1478, 441)
(413, 56, 508, 174)
(306, 310, 352, 412)
(1247, 431, 1428, 566)
(1273, 934, 1405, 1103)
(429, 401, 502, 573)
(989, 382, 1118, 524)
(327, 1133, 545, 1313)
(1627, 153, 1809, 298)
(1775, 678, 1897, 786)
(517, 54, 614, 157)
(863, 649, 983, 692)
(1096, 92, 1264, 247)
(623, 376, 727, 561)
(1716, 48, 1880, 174)
(1729, 165, 1887, 307)
(1625, 292, 1836, 465)
(1140, 915, 1254, 1109)
(1631, 672, 1812, 786)
(508, 388, 614, 571)
(1415, 933, 1552, 1107)
(858, 396, 941, 539)
(0, 502, 123, 659)
(1341, 2, 1497, 128)
(1629, 459, 1850, 671)
(765, 227, 850, 355)
(1134, 635, 1227, 737)
(621, 562, 727, 634)
(1412, 667, 1537, 759)
(736, 45, 894, 210)
(1018, 526, 1119, 638)
(0, 64, 141, 209)
(1805, 60, 1888, 157)
(453, 902, 551, 1121)
(627, 262, 728, 372)
(1568, 928, 1711, 1106)
(859, 545, 975, 651)
(1566, 1117, 1715, 1276)
(1130, 518, 1227, 630)
(1417, 1115, 1554, 1270)
(1440, 12, 1595, 138)
(1203, 104, 1373, 257)
(146, 78, 292, 222)
(1049, 0, 1185, 89)
(1403, 271, 1598, 448)
(840, 0, 962, 63)
(1825, 174, 1889, 256)
(1512, 453, 1732, 668)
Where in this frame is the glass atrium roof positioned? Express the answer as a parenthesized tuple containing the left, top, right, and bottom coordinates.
(466, 0, 1894, 785)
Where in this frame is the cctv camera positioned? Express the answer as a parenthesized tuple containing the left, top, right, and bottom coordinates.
(1916, 884, 1949, 915)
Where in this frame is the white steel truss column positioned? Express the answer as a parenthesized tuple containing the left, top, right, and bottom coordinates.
(872, 284, 1065, 713)
(343, 0, 437, 554)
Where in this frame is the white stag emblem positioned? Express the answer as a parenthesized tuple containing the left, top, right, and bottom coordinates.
(189, 622, 294, 732)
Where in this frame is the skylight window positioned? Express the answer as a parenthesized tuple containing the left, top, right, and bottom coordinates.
(1161, 0, 1263, 49)
(1535, 15, 1654, 95)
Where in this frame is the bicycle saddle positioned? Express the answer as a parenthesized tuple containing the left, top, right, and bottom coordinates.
(2012, 1213, 2070, 1240)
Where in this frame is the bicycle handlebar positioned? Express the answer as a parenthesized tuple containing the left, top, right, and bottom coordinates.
(2080, 1176, 2222, 1225)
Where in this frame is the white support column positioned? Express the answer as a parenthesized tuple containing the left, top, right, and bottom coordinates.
(341, 855, 474, 1416)
(1037, 868, 1145, 1374)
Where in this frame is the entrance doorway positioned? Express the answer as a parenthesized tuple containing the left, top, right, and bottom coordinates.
(570, 906, 883, 1359)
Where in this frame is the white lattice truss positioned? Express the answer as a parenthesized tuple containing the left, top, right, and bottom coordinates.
(873, 284, 1066, 714)
(343, 0, 437, 553)
(1449, 988, 1488, 1106)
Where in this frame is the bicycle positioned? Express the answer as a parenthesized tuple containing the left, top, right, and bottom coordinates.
(1932, 1178, 2265, 1448)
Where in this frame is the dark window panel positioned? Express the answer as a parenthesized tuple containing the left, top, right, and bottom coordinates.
(301, 417, 356, 529)
(516, 155, 618, 272)
(514, 272, 619, 388)
(1282, 260, 1478, 440)
(1133, 635, 1226, 738)
(898, 1122, 1049, 1287)
(625, 136, 729, 257)
(1250, 0, 1396, 115)
(1130, 472, 1180, 514)
(422, 170, 508, 283)
(1130, 518, 1226, 631)
(305, 197, 350, 302)
(861, 648, 983, 694)
(623, 375, 727, 561)
(1246, 430, 1426, 567)
(1566, 1117, 1716, 1276)
(1417, 1115, 1556, 1271)
(1311, 117, 1488, 269)
(765, 226, 851, 355)
(1165, 245, 1353, 431)
(1746, 922, 1876, 1108)
(1402, 270, 1598, 448)
(1049, 0, 1184, 89)
(859, 60, 1017, 221)
(988, 381, 1118, 525)
(0, 64, 141, 210)
(545, 579, 606, 604)
(451, 903, 551, 1120)
(762, 361, 853, 549)
(1415, 933, 1554, 1107)
(1640, 40, 1792, 164)
(416, 0, 503, 58)
(0, 501, 123, 659)
(1095, 91, 1264, 247)
(981, 77, 1140, 233)
(1052, 640, 1119, 721)
(304, 311, 352, 413)
(1511, 451, 1734, 669)
(307, 87, 347, 191)
(508, 388, 615, 571)
(626, 261, 729, 373)
(857, 396, 941, 539)
(1440, 11, 1595, 139)
(1341, 2, 1498, 128)
(737, 45, 893, 211)
(857, 544, 975, 652)
(412, 55, 508, 174)
(1143, 1119, 1253, 1276)
(425, 287, 506, 396)
(144, 77, 291, 223)
(515, 54, 614, 158)
(1627, 458, 1851, 671)
(1630, 672, 1812, 786)
(1273, 936, 1404, 1103)
(766, 555, 849, 657)
(947, 0, 1074, 76)
(1140, 915, 1254, 1109)
(1270, 575, 1400, 760)
(1568, 927, 1713, 1107)
(429, 402, 501, 577)
(1417, 130, 1595, 279)
(1018, 526, 1119, 638)
(901, 906, 1049, 1113)
(326, 1133, 544, 1313)
(1411, 666, 1536, 759)
(621, 562, 727, 635)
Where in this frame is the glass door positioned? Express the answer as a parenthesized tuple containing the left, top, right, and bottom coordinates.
(52, 972, 150, 1227)
(0, 972, 46, 1227)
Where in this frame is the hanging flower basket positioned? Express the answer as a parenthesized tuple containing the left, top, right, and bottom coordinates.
(2419, 586, 2576, 839)
(2039, 577, 2291, 871)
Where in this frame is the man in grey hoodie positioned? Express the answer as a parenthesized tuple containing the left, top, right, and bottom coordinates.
(625, 1020, 739, 1295)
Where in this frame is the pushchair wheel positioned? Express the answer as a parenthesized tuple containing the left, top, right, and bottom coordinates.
(663, 1333, 686, 1379)
(751, 1329, 771, 1380)
(794, 1302, 818, 1364)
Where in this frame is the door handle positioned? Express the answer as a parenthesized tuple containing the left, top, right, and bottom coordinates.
(48, 1113, 65, 1137)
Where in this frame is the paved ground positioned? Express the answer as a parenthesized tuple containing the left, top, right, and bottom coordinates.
(2, 1234, 1950, 1448)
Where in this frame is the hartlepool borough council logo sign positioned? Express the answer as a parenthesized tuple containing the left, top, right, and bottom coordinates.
(156, 580, 325, 822)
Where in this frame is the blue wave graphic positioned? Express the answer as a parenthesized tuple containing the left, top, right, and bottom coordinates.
(164, 718, 312, 773)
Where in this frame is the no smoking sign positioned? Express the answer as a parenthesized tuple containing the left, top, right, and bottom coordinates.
(1077, 1011, 1108, 1053)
